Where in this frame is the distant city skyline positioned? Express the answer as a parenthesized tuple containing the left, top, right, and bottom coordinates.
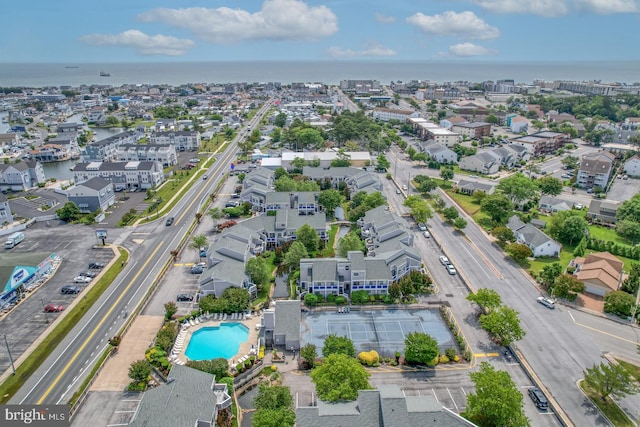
(3, 0, 639, 63)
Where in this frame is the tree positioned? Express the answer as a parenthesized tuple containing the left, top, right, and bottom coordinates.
(274, 112, 287, 128)
(583, 362, 639, 402)
(443, 206, 459, 222)
(186, 358, 229, 378)
(523, 161, 542, 179)
(310, 353, 371, 402)
(336, 232, 364, 257)
(322, 334, 356, 358)
(480, 194, 513, 224)
(496, 173, 539, 205)
(318, 189, 343, 216)
(253, 383, 295, 427)
(621, 263, 640, 295)
(376, 153, 390, 170)
(551, 274, 585, 301)
(189, 234, 208, 260)
(453, 217, 467, 230)
(539, 263, 563, 289)
(505, 243, 533, 263)
(289, 156, 306, 172)
(404, 195, 433, 224)
(209, 207, 223, 222)
(219, 287, 251, 313)
(537, 176, 564, 196)
(404, 332, 440, 365)
(491, 225, 515, 246)
(296, 224, 320, 253)
(284, 241, 308, 272)
(164, 301, 177, 321)
(128, 359, 152, 383)
(246, 257, 270, 288)
(604, 290, 637, 317)
(479, 305, 526, 346)
(300, 343, 318, 368)
(57, 201, 80, 222)
(616, 219, 640, 245)
(617, 193, 640, 223)
(462, 361, 529, 427)
(252, 408, 295, 427)
(548, 211, 589, 245)
(414, 175, 437, 193)
(440, 167, 454, 182)
(561, 155, 580, 170)
(467, 288, 502, 313)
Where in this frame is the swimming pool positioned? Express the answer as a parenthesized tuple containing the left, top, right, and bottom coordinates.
(185, 323, 249, 361)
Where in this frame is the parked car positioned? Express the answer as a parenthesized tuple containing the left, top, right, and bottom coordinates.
(439, 255, 449, 265)
(166, 216, 175, 226)
(177, 294, 194, 302)
(88, 261, 105, 269)
(195, 262, 207, 268)
(73, 276, 92, 284)
(44, 304, 64, 313)
(418, 223, 427, 231)
(78, 271, 97, 278)
(537, 296, 555, 309)
(199, 249, 208, 258)
(190, 266, 204, 274)
(225, 201, 240, 208)
(61, 285, 81, 295)
(423, 231, 431, 238)
(402, 184, 408, 191)
(528, 387, 549, 410)
(396, 188, 401, 194)
(446, 264, 457, 275)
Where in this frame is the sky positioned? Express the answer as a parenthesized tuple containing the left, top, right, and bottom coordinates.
(3, 0, 640, 63)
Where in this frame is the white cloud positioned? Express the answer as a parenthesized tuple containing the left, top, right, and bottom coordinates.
(448, 43, 493, 57)
(472, 0, 569, 17)
(138, 0, 338, 44)
(79, 30, 195, 56)
(375, 13, 396, 23)
(327, 43, 396, 58)
(576, 0, 638, 14)
(407, 11, 500, 40)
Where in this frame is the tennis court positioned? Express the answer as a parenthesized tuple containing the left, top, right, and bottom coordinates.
(300, 308, 456, 357)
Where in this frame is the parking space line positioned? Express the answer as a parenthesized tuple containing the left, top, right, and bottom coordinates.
(431, 389, 439, 402)
(447, 388, 458, 410)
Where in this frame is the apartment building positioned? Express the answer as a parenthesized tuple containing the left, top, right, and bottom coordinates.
(372, 107, 421, 122)
(82, 131, 138, 162)
(510, 131, 568, 157)
(72, 160, 164, 190)
(451, 122, 492, 139)
(150, 130, 201, 151)
(116, 144, 178, 167)
(576, 151, 615, 189)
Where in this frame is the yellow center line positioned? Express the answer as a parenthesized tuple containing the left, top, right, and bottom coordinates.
(37, 242, 164, 404)
(574, 321, 638, 345)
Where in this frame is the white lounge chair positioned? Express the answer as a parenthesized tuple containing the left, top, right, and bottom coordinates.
(223, 313, 227, 320)
(189, 319, 195, 326)
(194, 318, 200, 324)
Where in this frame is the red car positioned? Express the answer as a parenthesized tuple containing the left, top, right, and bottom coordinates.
(44, 304, 64, 313)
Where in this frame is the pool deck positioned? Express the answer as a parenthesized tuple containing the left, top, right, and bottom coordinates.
(172, 313, 262, 366)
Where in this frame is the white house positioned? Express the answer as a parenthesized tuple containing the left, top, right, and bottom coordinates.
(372, 107, 421, 122)
(623, 154, 640, 177)
(419, 141, 458, 164)
(507, 216, 561, 258)
(67, 177, 115, 213)
(458, 152, 500, 174)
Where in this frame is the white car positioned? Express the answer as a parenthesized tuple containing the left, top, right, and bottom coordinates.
(439, 255, 449, 265)
(537, 297, 556, 309)
(423, 231, 431, 238)
(446, 264, 457, 275)
(73, 276, 92, 284)
(402, 185, 408, 190)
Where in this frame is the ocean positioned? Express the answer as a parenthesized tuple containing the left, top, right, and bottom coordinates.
(0, 61, 639, 87)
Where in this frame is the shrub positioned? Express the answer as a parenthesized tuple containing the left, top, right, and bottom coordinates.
(358, 350, 380, 366)
(453, 355, 460, 362)
(439, 355, 450, 364)
(445, 348, 457, 359)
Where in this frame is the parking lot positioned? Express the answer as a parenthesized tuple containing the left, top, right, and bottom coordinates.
(606, 176, 640, 203)
(0, 222, 116, 374)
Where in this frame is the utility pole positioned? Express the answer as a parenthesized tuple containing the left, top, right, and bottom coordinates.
(4, 335, 15, 375)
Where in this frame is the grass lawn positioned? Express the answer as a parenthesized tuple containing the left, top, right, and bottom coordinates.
(616, 359, 640, 383)
(589, 225, 634, 247)
(321, 224, 339, 258)
(579, 380, 635, 427)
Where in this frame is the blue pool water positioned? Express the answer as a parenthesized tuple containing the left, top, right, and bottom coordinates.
(185, 323, 249, 361)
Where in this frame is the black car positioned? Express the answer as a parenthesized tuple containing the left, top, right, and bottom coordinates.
(61, 285, 81, 295)
(177, 294, 194, 302)
(88, 261, 105, 269)
(166, 216, 175, 226)
(78, 271, 97, 278)
(190, 266, 204, 274)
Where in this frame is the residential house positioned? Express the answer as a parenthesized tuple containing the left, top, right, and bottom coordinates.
(507, 215, 561, 257)
(489, 146, 518, 169)
(82, 131, 138, 162)
(576, 151, 615, 189)
(116, 144, 178, 167)
(458, 152, 501, 174)
(439, 116, 468, 130)
(0, 193, 13, 225)
(296, 384, 476, 427)
(262, 300, 301, 350)
(511, 131, 568, 157)
(0, 133, 20, 148)
(623, 154, 640, 177)
(154, 119, 177, 132)
(0, 160, 46, 191)
(30, 143, 72, 162)
(573, 252, 624, 297)
(151, 130, 201, 151)
(451, 122, 492, 139)
(372, 107, 421, 122)
(538, 196, 573, 213)
(449, 102, 489, 121)
(67, 177, 115, 213)
(586, 200, 621, 225)
(55, 123, 83, 133)
(72, 161, 164, 190)
(418, 141, 458, 164)
(510, 116, 529, 134)
(127, 364, 231, 427)
(264, 192, 319, 215)
(454, 180, 496, 195)
(86, 107, 106, 125)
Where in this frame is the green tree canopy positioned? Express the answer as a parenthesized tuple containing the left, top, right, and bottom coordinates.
(496, 173, 539, 204)
(128, 359, 152, 383)
(322, 334, 356, 358)
(310, 353, 372, 402)
(336, 232, 364, 257)
(440, 167, 454, 181)
(318, 189, 343, 215)
(189, 234, 208, 260)
(491, 225, 515, 245)
(252, 408, 295, 427)
(284, 241, 308, 272)
(467, 288, 502, 312)
(404, 332, 440, 365)
(186, 358, 229, 378)
(296, 224, 320, 253)
(537, 176, 564, 196)
(552, 274, 585, 301)
(246, 257, 271, 288)
(56, 201, 80, 222)
(583, 362, 639, 402)
(376, 153, 391, 170)
(604, 291, 637, 317)
(479, 305, 526, 346)
(404, 195, 433, 224)
(621, 263, 640, 295)
(616, 220, 640, 245)
(443, 206, 459, 222)
(548, 210, 589, 245)
(505, 243, 533, 263)
(539, 262, 563, 289)
(300, 343, 318, 368)
(462, 362, 529, 427)
(254, 383, 293, 411)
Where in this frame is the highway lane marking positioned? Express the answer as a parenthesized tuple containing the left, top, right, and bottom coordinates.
(35, 242, 164, 404)
(569, 311, 638, 345)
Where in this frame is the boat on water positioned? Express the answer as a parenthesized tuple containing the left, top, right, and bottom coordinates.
(65, 66, 79, 69)
(99, 71, 111, 77)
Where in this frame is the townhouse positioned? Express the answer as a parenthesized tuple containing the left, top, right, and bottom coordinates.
(71, 160, 164, 190)
(0, 160, 46, 192)
(82, 131, 139, 162)
(623, 154, 640, 177)
(66, 177, 115, 213)
(116, 144, 178, 167)
(0, 193, 13, 225)
(150, 130, 201, 151)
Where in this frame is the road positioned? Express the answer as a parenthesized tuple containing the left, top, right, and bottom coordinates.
(385, 144, 640, 426)
(11, 99, 274, 405)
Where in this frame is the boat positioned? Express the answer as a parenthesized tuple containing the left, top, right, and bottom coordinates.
(99, 71, 111, 77)
(65, 66, 79, 69)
